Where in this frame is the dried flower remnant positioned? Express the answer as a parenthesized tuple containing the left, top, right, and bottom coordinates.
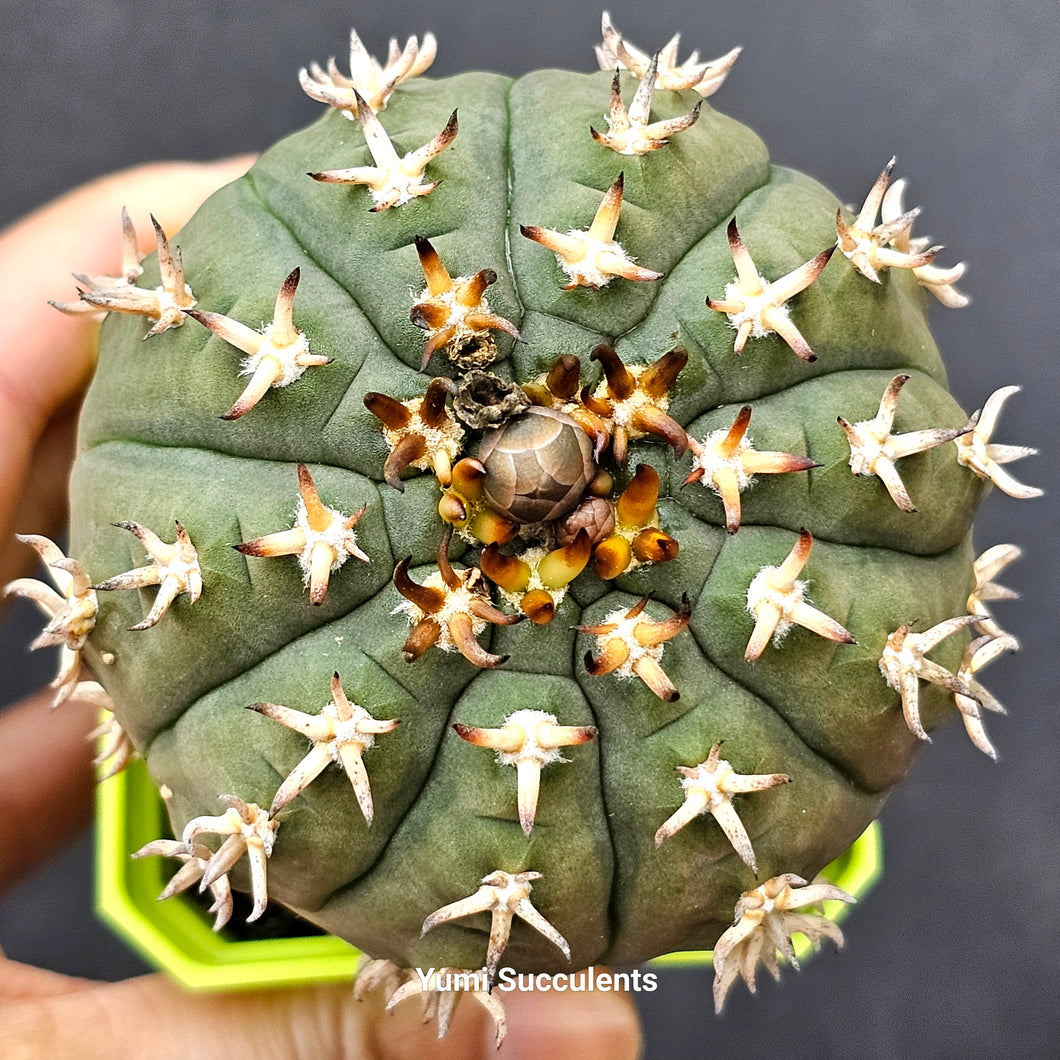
(477, 405, 597, 525)
(881, 178, 969, 307)
(654, 742, 790, 874)
(188, 268, 330, 420)
(299, 28, 436, 117)
(595, 11, 741, 97)
(310, 95, 458, 211)
(583, 344, 689, 465)
(393, 529, 523, 668)
(421, 869, 570, 988)
(382, 965, 508, 1046)
(744, 529, 855, 663)
(446, 371, 531, 430)
(554, 493, 616, 553)
(591, 55, 701, 155)
(409, 236, 522, 370)
(520, 173, 663, 289)
(93, 520, 202, 630)
(712, 873, 854, 1013)
(685, 405, 819, 533)
(835, 158, 940, 283)
(132, 838, 234, 931)
(706, 219, 834, 361)
(234, 463, 369, 605)
(838, 373, 967, 512)
(953, 633, 1018, 759)
(955, 386, 1042, 499)
(453, 709, 598, 835)
(3, 535, 98, 707)
(968, 543, 1022, 639)
(579, 595, 691, 702)
(182, 795, 278, 923)
(878, 613, 983, 742)
(364, 379, 465, 490)
(248, 672, 398, 822)
(52, 213, 195, 336)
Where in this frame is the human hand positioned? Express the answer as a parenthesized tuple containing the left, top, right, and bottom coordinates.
(0, 163, 642, 1059)
(0, 158, 257, 585)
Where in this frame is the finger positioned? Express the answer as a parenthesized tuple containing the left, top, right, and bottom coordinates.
(0, 969, 488, 1060)
(0, 156, 254, 585)
(0, 388, 81, 564)
(502, 986, 642, 1059)
(0, 959, 645, 1059)
(0, 960, 643, 1059)
(0, 684, 98, 895)
(0, 947, 93, 1000)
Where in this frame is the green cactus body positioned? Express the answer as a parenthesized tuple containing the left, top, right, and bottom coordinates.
(68, 61, 988, 980)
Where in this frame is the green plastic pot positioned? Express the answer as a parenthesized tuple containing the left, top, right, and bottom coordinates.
(95, 755, 881, 991)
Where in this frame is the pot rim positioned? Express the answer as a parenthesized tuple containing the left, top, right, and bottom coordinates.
(96, 755, 882, 990)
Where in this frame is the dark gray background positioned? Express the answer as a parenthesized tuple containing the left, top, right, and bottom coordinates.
(1, 1, 1056, 1056)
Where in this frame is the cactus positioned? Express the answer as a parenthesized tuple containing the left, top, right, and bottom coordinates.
(14, 13, 1039, 1033)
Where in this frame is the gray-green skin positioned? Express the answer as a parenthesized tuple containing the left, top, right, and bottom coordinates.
(69, 67, 984, 972)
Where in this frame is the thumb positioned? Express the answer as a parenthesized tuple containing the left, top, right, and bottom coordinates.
(0, 959, 642, 1059)
(0, 966, 462, 1060)
(0, 156, 254, 581)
